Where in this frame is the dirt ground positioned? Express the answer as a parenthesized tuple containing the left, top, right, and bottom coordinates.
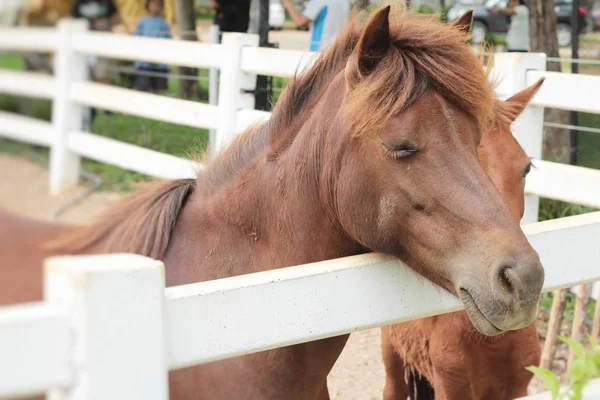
(0, 152, 386, 399)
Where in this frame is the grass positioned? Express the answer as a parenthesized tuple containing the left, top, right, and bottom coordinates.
(577, 112, 600, 170)
(83, 113, 209, 191)
(0, 47, 598, 192)
(0, 53, 211, 191)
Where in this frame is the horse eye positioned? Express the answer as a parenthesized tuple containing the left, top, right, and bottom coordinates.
(382, 142, 418, 159)
(524, 163, 532, 177)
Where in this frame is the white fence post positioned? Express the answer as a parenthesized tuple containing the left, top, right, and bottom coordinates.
(492, 53, 547, 225)
(49, 19, 88, 195)
(213, 32, 259, 157)
(208, 24, 220, 153)
(44, 254, 168, 400)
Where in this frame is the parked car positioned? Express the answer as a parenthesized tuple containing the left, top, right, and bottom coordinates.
(270, 0, 285, 31)
(447, 0, 588, 47)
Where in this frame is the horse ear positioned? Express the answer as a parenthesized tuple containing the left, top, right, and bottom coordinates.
(451, 10, 474, 34)
(504, 77, 545, 121)
(346, 5, 392, 86)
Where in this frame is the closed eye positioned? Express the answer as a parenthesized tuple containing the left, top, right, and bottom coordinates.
(381, 142, 418, 159)
(524, 161, 534, 177)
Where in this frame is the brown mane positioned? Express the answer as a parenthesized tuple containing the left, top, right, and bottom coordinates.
(46, 179, 195, 258)
(202, 6, 496, 192)
(343, 8, 496, 136)
(47, 7, 498, 260)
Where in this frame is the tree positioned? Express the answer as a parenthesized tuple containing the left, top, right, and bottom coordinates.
(529, 0, 571, 163)
(174, 0, 200, 99)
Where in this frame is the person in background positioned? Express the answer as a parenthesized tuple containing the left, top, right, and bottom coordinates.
(71, 0, 120, 121)
(282, 0, 350, 51)
(491, 0, 530, 52)
(71, 0, 119, 31)
(132, 0, 172, 94)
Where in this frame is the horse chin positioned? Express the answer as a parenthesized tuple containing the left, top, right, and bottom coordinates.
(458, 289, 504, 336)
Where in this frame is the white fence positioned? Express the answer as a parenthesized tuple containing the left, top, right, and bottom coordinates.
(1, 20, 600, 399)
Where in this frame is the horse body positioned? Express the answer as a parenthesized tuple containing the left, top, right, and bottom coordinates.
(163, 81, 362, 397)
(381, 79, 546, 400)
(0, 209, 68, 306)
(0, 7, 545, 399)
(382, 313, 539, 400)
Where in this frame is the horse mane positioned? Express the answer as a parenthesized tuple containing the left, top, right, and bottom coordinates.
(46, 6, 498, 259)
(46, 179, 195, 259)
(343, 6, 496, 136)
(198, 15, 364, 193)
(200, 6, 497, 193)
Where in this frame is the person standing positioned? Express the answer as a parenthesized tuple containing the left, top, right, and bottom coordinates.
(71, 0, 121, 122)
(132, 0, 172, 94)
(282, 0, 350, 51)
(71, 0, 121, 84)
(491, 0, 530, 52)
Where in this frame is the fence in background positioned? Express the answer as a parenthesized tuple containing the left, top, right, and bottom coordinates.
(1, 20, 600, 400)
(1, 21, 599, 215)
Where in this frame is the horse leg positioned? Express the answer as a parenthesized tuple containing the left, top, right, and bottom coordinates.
(381, 327, 411, 400)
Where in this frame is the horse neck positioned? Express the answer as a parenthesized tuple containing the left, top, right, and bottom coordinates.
(179, 74, 363, 278)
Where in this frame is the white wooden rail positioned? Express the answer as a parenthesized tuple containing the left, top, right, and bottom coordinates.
(1, 212, 599, 398)
(0, 23, 599, 211)
(0, 21, 256, 194)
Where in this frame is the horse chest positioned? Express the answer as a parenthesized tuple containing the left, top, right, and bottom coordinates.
(169, 335, 350, 400)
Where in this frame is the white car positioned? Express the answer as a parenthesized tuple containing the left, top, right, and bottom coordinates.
(270, 0, 285, 31)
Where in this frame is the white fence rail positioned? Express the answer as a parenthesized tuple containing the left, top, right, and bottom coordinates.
(0, 21, 600, 211)
(1, 20, 600, 399)
(1, 211, 600, 398)
(1, 23, 599, 211)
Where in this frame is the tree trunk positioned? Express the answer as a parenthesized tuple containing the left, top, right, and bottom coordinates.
(175, 0, 200, 99)
(440, 0, 446, 8)
(529, 0, 571, 163)
(541, 289, 568, 369)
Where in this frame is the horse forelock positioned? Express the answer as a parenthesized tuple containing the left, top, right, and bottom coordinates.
(343, 7, 497, 136)
(195, 6, 497, 194)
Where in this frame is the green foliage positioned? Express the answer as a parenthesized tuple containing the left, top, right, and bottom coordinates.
(539, 198, 597, 222)
(415, 5, 435, 14)
(483, 32, 507, 46)
(527, 336, 600, 400)
(539, 292, 597, 337)
(439, 6, 452, 23)
(412, 5, 451, 23)
(528, 365, 561, 399)
(577, 113, 600, 171)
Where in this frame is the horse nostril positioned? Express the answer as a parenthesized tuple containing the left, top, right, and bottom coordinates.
(498, 267, 515, 295)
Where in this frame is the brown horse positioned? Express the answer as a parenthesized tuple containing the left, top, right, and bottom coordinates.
(0, 6, 544, 399)
(381, 78, 546, 400)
